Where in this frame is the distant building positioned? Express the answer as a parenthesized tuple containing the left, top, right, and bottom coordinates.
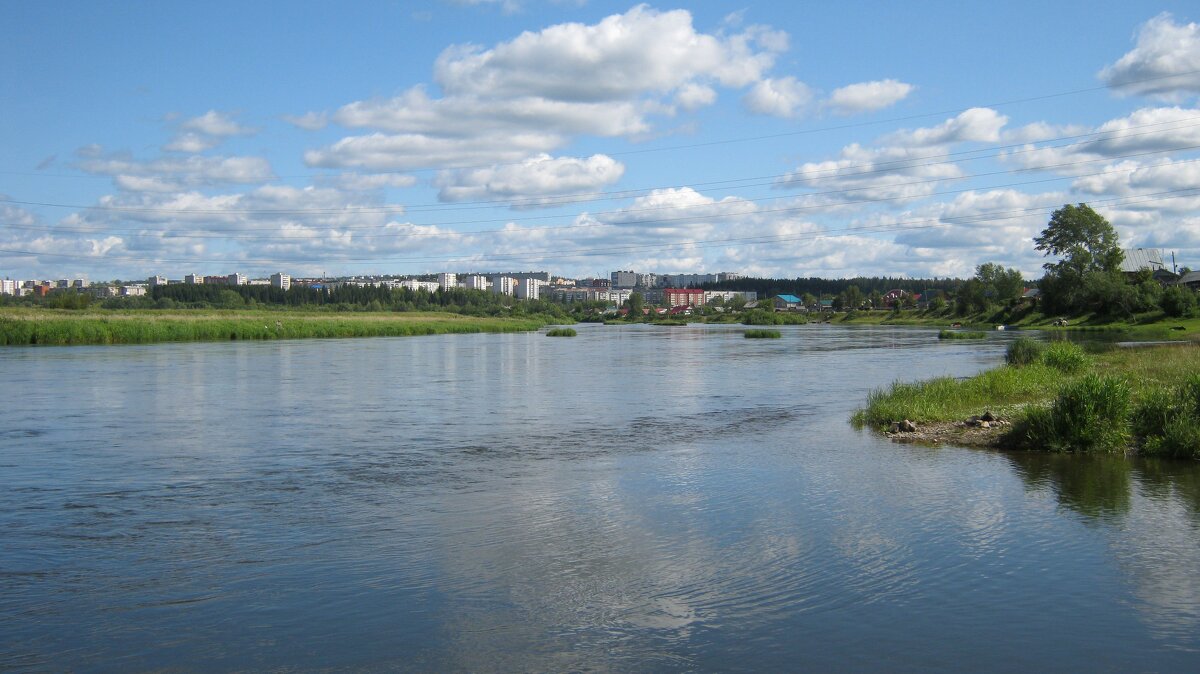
(437, 273, 457, 291)
(772, 294, 802, 311)
(184, 274, 203, 284)
(228, 273, 247, 286)
(591, 278, 611, 288)
(515, 278, 542, 300)
(401, 279, 440, 293)
(1120, 248, 1176, 283)
(1, 279, 19, 296)
(611, 270, 638, 288)
(121, 285, 147, 297)
(463, 275, 487, 291)
(663, 288, 705, 307)
(491, 275, 515, 296)
(148, 276, 167, 287)
(270, 273, 291, 291)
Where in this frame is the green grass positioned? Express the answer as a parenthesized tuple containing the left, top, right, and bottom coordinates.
(938, 329, 986, 340)
(546, 327, 577, 337)
(855, 342, 1200, 456)
(0, 308, 551, 345)
(744, 329, 782, 339)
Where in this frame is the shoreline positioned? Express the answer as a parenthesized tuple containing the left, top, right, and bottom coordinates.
(0, 309, 557, 346)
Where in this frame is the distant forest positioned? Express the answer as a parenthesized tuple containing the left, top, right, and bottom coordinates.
(702, 276, 967, 298)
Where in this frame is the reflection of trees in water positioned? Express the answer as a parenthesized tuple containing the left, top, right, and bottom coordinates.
(1130, 459, 1200, 524)
(1004, 451, 1200, 522)
(1004, 452, 1132, 521)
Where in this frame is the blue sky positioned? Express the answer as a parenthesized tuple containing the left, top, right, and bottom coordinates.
(3, 0, 1200, 281)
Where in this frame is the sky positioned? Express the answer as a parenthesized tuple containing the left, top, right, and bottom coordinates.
(3, 0, 1200, 282)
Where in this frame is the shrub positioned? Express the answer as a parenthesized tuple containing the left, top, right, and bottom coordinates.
(744, 329, 782, 339)
(1160, 285, 1198, 318)
(938, 330, 986, 340)
(1134, 374, 1200, 458)
(1040, 341, 1090, 373)
(1018, 374, 1132, 453)
(546, 327, 577, 337)
(1006, 337, 1045, 366)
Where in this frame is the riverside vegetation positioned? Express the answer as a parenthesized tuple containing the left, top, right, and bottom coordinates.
(854, 338, 1200, 459)
(0, 308, 552, 345)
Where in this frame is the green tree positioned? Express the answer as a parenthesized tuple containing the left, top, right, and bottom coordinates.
(844, 285, 864, 311)
(1035, 204, 1125, 315)
(625, 291, 645, 319)
(975, 262, 1025, 304)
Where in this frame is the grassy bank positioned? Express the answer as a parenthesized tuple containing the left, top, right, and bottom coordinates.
(835, 306, 1200, 341)
(0, 308, 553, 345)
(854, 339, 1200, 457)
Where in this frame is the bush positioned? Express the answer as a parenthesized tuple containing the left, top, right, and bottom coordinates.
(744, 329, 782, 339)
(1160, 285, 1198, 318)
(1018, 374, 1132, 453)
(938, 330, 986, 340)
(1040, 341, 1090, 373)
(1134, 374, 1200, 458)
(1006, 337, 1045, 366)
(546, 327, 577, 337)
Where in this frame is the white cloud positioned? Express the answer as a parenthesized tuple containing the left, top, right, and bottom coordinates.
(886, 108, 1008, 147)
(283, 111, 329, 131)
(778, 143, 964, 203)
(675, 83, 717, 111)
(78, 153, 275, 189)
(435, 154, 625, 206)
(743, 77, 813, 118)
(179, 110, 256, 137)
(163, 132, 219, 153)
(433, 6, 783, 101)
(305, 6, 787, 169)
(1100, 13, 1200, 101)
(1002, 106, 1200, 174)
(827, 79, 914, 115)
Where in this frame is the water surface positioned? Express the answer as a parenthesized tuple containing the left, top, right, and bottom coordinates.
(3, 324, 1199, 671)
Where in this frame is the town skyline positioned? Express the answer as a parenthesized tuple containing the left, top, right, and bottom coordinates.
(4, 1, 1200, 282)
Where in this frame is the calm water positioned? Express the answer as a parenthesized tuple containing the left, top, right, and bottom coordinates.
(3, 324, 1199, 671)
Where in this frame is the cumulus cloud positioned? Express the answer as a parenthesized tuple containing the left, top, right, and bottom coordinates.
(1100, 13, 1200, 101)
(1002, 106, 1200, 174)
(179, 110, 256, 137)
(283, 111, 329, 131)
(79, 153, 275, 190)
(163, 111, 257, 153)
(827, 79, 914, 115)
(322, 172, 419, 191)
(163, 132, 220, 153)
(435, 154, 625, 207)
(886, 108, 1008, 147)
(743, 77, 813, 118)
(778, 143, 964, 203)
(305, 6, 787, 169)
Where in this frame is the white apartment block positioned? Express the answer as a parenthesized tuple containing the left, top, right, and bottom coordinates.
(184, 274, 203, 284)
(1, 279, 18, 295)
(122, 285, 147, 297)
(401, 279, 440, 293)
(515, 278, 542, 300)
(149, 275, 167, 287)
(464, 274, 487, 291)
(270, 273, 291, 291)
(228, 273, 247, 286)
(437, 272, 457, 291)
(491, 275, 515, 296)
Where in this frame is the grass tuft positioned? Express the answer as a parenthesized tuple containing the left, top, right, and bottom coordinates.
(744, 329, 782, 339)
(546, 327, 577, 337)
(1015, 374, 1132, 453)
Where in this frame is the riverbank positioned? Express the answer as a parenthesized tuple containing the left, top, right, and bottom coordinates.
(854, 340, 1200, 457)
(834, 306, 1200, 341)
(0, 308, 556, 345)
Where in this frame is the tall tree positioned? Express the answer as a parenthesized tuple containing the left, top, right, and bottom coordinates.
(1035, 204, 1124, 277)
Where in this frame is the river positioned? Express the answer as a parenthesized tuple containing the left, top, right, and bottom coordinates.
(2, 324, 1199, 671)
